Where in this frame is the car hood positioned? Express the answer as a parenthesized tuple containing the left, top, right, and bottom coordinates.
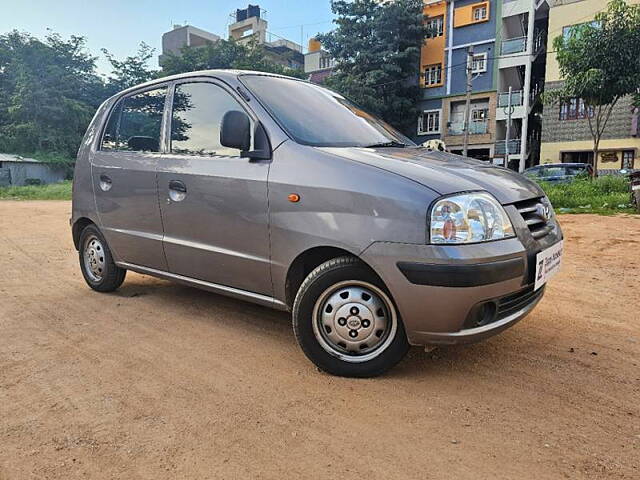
(317, 146, 545, 204)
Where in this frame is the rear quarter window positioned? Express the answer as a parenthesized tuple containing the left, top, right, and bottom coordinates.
(101, 86, 167, 152)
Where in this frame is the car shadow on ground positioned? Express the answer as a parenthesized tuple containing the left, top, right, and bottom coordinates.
(110, 274, 528, 380)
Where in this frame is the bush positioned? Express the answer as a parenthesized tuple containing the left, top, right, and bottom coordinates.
(539, 176, 633, 214)
(0, 180, 72, 200)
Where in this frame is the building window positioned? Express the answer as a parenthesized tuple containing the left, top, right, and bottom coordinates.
(472, 108, 489, 122)
(469, 53, 487, 73)
(563, 21, 600, 40)
(559, 98, 594, 121)
(424, 64, 443, 87)
(319, 56, 333, 69)
(622, 150, 635, 169)
(426, 16, 444, 39)
(561, 151, 594, 165)
(418, 110, 441, 135)
(473, 4, 488, 22)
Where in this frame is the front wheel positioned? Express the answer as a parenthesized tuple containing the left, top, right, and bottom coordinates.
(292, 256, 409, 377)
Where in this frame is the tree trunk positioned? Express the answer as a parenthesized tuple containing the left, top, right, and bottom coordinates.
(592, 137, 600, 179)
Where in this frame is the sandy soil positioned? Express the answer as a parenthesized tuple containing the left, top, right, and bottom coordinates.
(0, 201, 639, 480)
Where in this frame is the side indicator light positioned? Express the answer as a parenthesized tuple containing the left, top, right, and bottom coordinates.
(288, 193, 301, 203)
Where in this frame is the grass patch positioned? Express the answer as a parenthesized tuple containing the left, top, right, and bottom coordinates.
(539, 176, 635, 214)
(0, 180, 72, 200)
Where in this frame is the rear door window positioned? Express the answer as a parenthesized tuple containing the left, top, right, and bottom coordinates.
(170, 82, 247, 157)
(101, 86, 167, 152)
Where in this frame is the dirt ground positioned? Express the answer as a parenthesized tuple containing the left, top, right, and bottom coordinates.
(0, 201, 638, 480)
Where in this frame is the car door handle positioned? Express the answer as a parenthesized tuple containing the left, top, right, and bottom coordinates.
(99, 174, 112, 192)
(168, 180, 187, 202)
(168, 180, 187, 193)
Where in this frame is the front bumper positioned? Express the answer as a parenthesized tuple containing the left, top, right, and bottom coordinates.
(360, 215, 562, 346)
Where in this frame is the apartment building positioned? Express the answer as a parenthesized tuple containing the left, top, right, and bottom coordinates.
(228, 5, 304, 70)
(159, 25, 221, 66)
(417, 0, 550, 172)
(304, 38, 336, 84)
(540, 0, 640, 171)
(159, 5, 304, 70)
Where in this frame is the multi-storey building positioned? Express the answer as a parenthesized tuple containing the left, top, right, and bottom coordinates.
(159, 25, 221, 66)
(304, 38, 336, 84)
(228, 5, 304, 70)
(159, 5, 304, 71)
(540, 0, 640, 171)
(416, 0, 550, 172)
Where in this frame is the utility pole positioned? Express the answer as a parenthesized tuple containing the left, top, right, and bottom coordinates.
(462, 45, 474, 157)
(504, 86, 513, 169)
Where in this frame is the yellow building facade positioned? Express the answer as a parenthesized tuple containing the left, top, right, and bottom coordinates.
(540, 0, 640, 170)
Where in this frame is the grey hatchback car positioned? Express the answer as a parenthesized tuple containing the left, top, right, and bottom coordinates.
(72, 70, 564, 377)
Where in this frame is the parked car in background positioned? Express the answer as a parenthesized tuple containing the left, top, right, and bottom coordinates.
(71, 70, 563, 377)
(524, 163, 593, 183)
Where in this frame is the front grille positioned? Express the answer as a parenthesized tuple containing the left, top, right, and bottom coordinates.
(496, 285, 544, 320)
(514, 197, 553, 240)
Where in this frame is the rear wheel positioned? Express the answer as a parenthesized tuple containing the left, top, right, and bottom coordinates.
(292, 256, 409, 377)
(78, 224, 126, 292)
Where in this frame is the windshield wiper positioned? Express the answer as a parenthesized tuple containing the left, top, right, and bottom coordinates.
(364, 141, 407, 148)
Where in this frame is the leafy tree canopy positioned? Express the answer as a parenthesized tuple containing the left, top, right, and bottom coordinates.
(0, 30, 106, 157)
(102, 42, 156, 93)
(159, 38, 305, 78)
(0, 30, 304, 159)
(317, 0, 427, 135)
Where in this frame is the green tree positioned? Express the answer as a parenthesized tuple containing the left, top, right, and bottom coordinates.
(317, 0, 427, 135)
(0, 30, 104, 157)
(548, 0, 640, 176)
(160, 38, 305, 78)
(102, 42, 157, 93)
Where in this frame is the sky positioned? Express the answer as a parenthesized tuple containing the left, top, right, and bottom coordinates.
(1, 0, 336, 76)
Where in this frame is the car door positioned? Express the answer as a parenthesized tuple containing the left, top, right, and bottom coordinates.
(156, 80, 272, 296)
(91, 85, 168, 271)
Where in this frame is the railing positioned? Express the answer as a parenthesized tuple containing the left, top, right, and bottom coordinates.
(448, 120, 488, 136)
(495, 139, 522, 155)
(530, 81, 545, 105)
(501, 36, 527, 55)
(498, 90, 524, 107)
(533, 30, 546, 54)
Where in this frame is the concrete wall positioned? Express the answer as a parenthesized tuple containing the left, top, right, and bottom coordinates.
(0, 162, 67, 187)
(540, 139, 640, 169)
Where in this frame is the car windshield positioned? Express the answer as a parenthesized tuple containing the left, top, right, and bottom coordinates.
(240, 75, 415, 148)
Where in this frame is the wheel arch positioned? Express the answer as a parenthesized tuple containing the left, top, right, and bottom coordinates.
(284, 246, 380, 309)
(72, 217, 96, 250)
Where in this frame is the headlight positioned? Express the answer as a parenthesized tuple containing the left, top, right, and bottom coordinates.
(430, 192, 515, 244)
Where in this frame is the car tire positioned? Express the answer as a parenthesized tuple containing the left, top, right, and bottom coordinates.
(292, 256, 409, 377)
(78, 224, 126, 292)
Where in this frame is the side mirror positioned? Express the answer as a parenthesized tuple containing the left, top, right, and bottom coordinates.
(220, 110, 272, 160)
(221, 110, 251, 152)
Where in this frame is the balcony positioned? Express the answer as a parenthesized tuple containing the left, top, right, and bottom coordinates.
(448, 120, 488, 136)
(502, 0, 530, 17)
(495, 139, 522, 156)
(501, 36, 527, 55)
(498, 90, 524, 108)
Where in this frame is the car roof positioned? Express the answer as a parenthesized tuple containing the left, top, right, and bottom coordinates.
(114, 69, 297, 99)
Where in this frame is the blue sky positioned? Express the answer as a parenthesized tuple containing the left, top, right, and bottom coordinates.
(2, 0, 336, 76)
